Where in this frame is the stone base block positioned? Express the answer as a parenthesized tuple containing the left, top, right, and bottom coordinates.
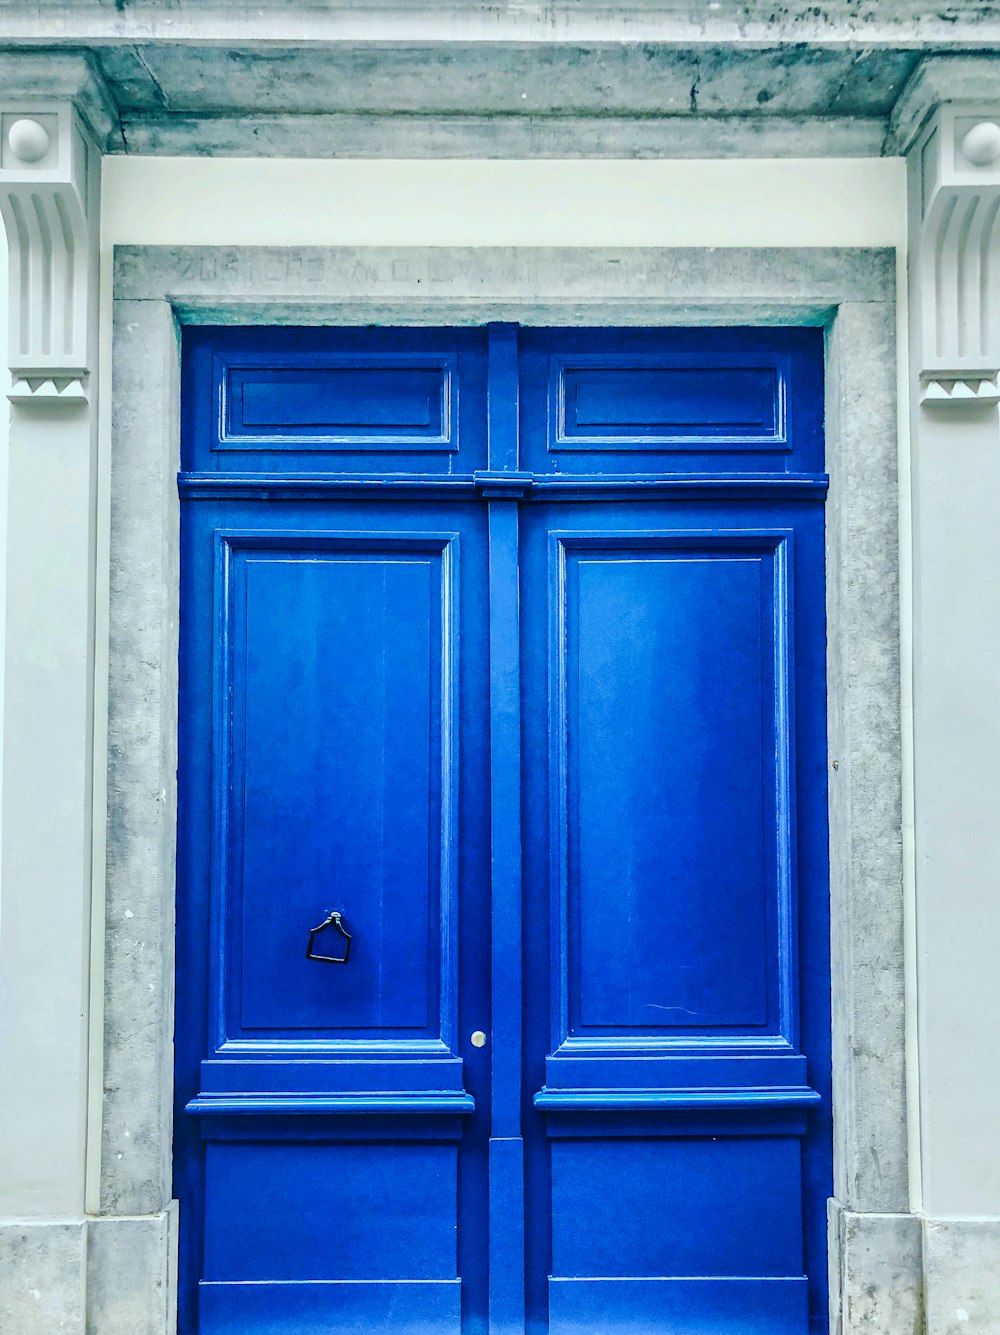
(924, 1217, 1000, 1335)
(828, 1200, 923, 1335)
(87, 1204, 178, 1334)
(0, 1205, 177, 1335)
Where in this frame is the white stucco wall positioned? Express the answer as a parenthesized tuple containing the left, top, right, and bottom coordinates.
(101, 158, 904, 248)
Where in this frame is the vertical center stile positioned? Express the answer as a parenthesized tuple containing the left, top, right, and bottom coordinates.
(485, 322, 527, 1333)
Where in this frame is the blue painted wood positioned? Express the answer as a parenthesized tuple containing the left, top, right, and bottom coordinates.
(231, 540, 444, 1037)
(199, 1281, 462, 1335)
(518, 327, 824, 477)
(485, 324, 526, 1335)
(179, 473, 828, 501)
(559, 536, 782, 1035)
(187, 1094, 476, 1116)
(547, 1278, 809, 1335)
(532, 1086, 820, 1111)
(541, 1107, 811, 1139)
(486, 324, 519, 475)
(178, 324, 831, 1335)
(203, 1142, 459, 1279)
(552, 355, 790, 449)
(182, 327, 489, 474)
(549, 1138, 803, 1276)
(223, 355, 458, 449)
(176, 498, 493, 1329)
(519, 491, 829, 1331)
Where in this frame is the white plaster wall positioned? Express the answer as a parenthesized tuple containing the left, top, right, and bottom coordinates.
(0, 226, 7, 873)
(102, 158, 904, 248)
(910, 398, 1000, 1218)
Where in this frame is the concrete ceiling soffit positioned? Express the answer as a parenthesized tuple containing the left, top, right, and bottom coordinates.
(4, 0, 1000, 46)
(70, 42, 921, 157)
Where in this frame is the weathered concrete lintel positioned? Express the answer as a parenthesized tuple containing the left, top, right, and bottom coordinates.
(0, 44, 993, 162)
(113, 244, 895, 309)
(117, 112, 889, 160)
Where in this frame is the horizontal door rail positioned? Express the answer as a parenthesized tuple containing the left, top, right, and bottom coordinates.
(178, 471, 829, 501)
(187, 1092, 476, 1116)
(533, 1086, 821, 1111)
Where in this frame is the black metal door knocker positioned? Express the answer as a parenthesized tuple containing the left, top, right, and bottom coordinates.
(306, 909, 352, 964)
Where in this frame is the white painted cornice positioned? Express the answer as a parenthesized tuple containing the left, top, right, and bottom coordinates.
(908, 99, 1000, 407)
(0, 101, 100, 403)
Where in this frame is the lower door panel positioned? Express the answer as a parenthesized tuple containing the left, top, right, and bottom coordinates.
(200, 1281, 462, 1335)
(548, 1279, 808, 1335)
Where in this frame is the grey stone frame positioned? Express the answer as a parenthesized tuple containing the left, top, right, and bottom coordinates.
(105, 245, 915, 1330)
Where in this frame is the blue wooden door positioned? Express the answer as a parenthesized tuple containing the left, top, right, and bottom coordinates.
(176, 325, 831, 1334)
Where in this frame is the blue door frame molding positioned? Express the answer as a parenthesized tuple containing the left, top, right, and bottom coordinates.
(176, 323, 831, 1334)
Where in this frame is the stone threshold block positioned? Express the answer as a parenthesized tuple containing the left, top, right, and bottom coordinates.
(830, 1203, 1000, 1334)
(829, 1202, 923, 1334)
(0, 1206, 177, 1335)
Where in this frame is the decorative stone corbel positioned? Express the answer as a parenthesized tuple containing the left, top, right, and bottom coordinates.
(911, 104, 1000, 407)
(0, 102, 100, 405)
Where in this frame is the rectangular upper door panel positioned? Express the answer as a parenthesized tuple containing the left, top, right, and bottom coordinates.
(518, 327, 824, 477)
(182, 326, 489, 475)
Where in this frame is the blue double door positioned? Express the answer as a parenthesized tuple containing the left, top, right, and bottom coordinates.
(176, 325, 832, 1334)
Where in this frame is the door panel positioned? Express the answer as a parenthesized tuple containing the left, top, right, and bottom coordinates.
(177, 324, 830, 1335)
(231, 537, 450, 1038)
(177, 503, 491, 1335)
(517, 327, 823, 477)
(519, 495, 828, 1334)
(560, 536, 782, 1036)
(547, 1278, 809, 1335)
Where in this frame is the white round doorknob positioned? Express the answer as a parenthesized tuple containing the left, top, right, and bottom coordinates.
(961, 121, 1000, 167)
(7, 118, 50, 164)
(471, 1030, 487, 1048)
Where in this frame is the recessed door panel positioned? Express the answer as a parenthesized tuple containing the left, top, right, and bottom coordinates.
(560, 538, 785, 1037)
(550, 1137, 804, 1277)
(203, 1141, 459, 1280)
(553, 359, 785, 449)
(229, 539, 452, 1038)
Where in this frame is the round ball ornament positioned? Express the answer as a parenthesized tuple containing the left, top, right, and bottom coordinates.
(7, 118, 51, 164)
(961, 121, 1000, 168)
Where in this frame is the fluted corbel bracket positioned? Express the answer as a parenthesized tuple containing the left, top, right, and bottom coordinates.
(912, 104, 1000, 408)
(0, 102, 99, 406)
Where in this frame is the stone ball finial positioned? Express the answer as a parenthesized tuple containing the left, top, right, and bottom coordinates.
(7, 118, 51, 164)
(961, 121, 1000, 168)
